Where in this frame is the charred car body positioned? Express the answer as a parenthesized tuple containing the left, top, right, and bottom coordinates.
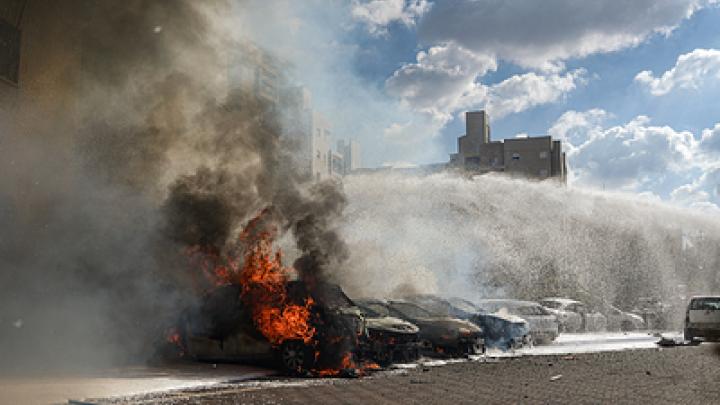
(358, 299, 484, 356)
(405, 294, 531, 350)
(179, 281, 368, 375)
(355, 301, 421, 365)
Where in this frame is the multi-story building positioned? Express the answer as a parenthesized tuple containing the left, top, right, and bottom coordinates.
(336, 139, 361, 175)
(450, 111, 566, 182)
(280, 86, 341, 181)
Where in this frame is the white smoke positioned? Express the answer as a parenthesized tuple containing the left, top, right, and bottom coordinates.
(337, 172, 720, 319)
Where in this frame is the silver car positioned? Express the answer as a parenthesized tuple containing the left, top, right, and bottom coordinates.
(604, 305, 645, 331)
(477, 299, 559, 344)
(541, 298, 607, 332)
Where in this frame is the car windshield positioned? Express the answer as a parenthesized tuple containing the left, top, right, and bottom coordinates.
(408, 297, 452, 315)
(516, 305, 550, 316)
(690, 297, 720, 310)
(358, 302, 390, 317)
(390, 302, 435, 318)
(314, 285, 354, 309)
(481, 301, 549, 316)
(541, 300, 562, 309)
(449, 298, 479, 314)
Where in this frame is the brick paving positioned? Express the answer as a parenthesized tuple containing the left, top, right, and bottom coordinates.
(97, 345, 720, 404)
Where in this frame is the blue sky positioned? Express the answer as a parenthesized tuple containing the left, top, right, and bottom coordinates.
(236, 0, 720, 211)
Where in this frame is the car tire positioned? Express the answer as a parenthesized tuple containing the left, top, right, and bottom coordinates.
(279, 340, 314, 375)
(684, 329, 694, 342)
(375, 348, 393, 367)
(466, 339, 485, 355)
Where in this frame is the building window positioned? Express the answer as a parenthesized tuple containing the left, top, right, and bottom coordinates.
(511, 152, 520, 160)
(539, 151, 548, 159)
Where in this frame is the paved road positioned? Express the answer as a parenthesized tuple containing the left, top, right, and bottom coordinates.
(88, 339, 720, 404)
(0, 363, 273, 405)
(5, 333, 711, 404)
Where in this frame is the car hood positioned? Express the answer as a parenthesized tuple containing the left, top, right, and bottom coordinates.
(481, 312, 528, 325)
(366, 316, 419, 334)
(414, 317, 482, 335)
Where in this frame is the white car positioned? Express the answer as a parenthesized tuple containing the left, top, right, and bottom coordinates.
(604, 305, 645, 331)
(540, 298, 606, 332)
(685, 296, 720, 342)
(478, 299, 559, 344)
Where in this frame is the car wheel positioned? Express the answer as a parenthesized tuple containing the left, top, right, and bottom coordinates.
(375, 348, 393, 367)
(465, 339, 484, 356)
(279, 340, 313, 375)
(684, 329, 694, 342)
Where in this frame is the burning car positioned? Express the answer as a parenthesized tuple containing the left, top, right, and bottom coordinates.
(477, 299, 559, 344)
(354, 301, 421, 365)
(404, 294, 531, 350)
(357, 299, 484, 356)
(540, 298, 607, 332)
(178, 281, 368, 375)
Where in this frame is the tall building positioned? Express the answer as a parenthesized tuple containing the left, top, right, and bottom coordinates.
(450, 111, 566, 182)
(228, 41, 285, 107)
(336, 139, 361, 174)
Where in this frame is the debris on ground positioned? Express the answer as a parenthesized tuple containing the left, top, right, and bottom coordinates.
(550, 374, 563, 381)
(655, 334, 701, 347)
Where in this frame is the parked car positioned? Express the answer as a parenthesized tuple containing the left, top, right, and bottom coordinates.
(604, 304, 645, 331)
(684, 296, 720, 342)
(477, 299, 559, 344)
(354, 301, 421, 365)
(451, 297, 532, 350)
(540, 298, 607, 332)
(180, 281, 368, 375)
(357, 298, 484, 356)
(404, 294, 531, 350)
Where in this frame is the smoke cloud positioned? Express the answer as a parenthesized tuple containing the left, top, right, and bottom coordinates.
(339, 172, 720, 326)
(0, 0, 347, 372)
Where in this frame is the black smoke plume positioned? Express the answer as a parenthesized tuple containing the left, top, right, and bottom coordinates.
(0, 0, 347, 371)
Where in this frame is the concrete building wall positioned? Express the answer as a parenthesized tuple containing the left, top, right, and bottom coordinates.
(504, 136, 553, 179)
(450, 110, 566, 182)
(337, 138, 361, 174)
(310, 111, 332, 181)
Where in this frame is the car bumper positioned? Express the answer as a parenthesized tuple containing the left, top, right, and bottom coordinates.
(531, 331, 558, 343)
(686, 327, 720, 341)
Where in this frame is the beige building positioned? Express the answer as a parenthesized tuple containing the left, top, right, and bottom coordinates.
(450, 111, 566, 182)
(336, 139, 361, 175)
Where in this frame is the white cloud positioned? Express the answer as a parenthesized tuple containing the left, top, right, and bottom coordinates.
(671, 168, 720, 211)
(551, 110, 697, 190)
(386, 43, 586, 123)
(480, 69, 586, 119)
(635, 48, 720, 95)
(416, 0, 711, 70)
(548, 108, 609, 149)
(385, 43, 497, 122)
(550, 109, 720, 210)
(699, 123, 720, 157)
(352, 0, 430, 36)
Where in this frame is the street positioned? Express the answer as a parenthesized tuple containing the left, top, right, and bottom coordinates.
(18, 332, 718, 405)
